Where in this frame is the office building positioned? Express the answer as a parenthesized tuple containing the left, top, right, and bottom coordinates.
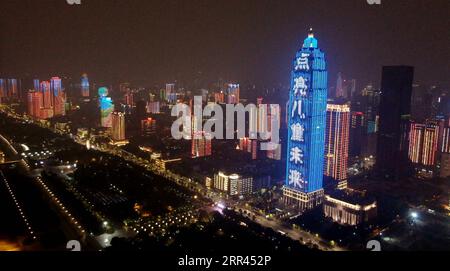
(213, 172, 253, 196)
(324, 104, 350, 182)
(324, 190, 377, 226)
(350, 111, 365, 157)
(283, 29, 328, 210)
(376, 66, 414, 179)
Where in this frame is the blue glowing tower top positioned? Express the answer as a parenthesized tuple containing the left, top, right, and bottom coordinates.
(303, 29, 318, 49)
(284, 29, 328, 209)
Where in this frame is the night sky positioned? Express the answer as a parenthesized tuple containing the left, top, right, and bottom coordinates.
(1, 0, 449, 89)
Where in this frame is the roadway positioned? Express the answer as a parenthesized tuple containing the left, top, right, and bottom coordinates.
(0, 132, 101, 250)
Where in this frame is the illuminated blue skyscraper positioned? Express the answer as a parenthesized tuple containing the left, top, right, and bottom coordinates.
(283, 29, 328, 210)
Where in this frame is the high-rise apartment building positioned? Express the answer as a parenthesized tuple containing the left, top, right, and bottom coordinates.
(324, 104, 350, 182)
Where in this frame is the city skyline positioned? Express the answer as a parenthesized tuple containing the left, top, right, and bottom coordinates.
(0, 0, 449, 256)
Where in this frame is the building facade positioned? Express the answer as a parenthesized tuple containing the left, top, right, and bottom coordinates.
(238, 137, 258, 160)
(191, 131, 212, 158)
(324, 190, 377, 226)
(141, 117, 157, 136)
(213, 172, 253, 196)
(0, 151, 5, 163)
(440, 152, 450, 178)
(146, 101, 160, 114)
(81, 74, 90, 97)
(0, 79, 5, 102)
(226, 84, 240, 104)
(99, 87, 114, 128)
(324, 104, 350, 182)
(111, 112, 126, 141)
(283, 29, 328, 210)
(349, 111, 365, 157)
(409, 120, 440, 173)
(441, 126, 450, 154)
(440, 125, 450, 178)
(376, 66, 414, 179)
(40, 81, 52, 109)
(0, 78, 20, 102)
(51, 77, 65, 116)
(27, 91, 43, 118)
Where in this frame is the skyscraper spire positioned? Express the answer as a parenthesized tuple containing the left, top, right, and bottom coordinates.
(303, 28, 318, 49)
